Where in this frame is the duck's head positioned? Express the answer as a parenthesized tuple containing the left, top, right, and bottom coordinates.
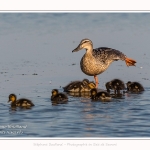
(8, 94, 17, 103)
(88, 82, 96, 89)
(51, 89, 59, 96)
(72, 39, 93, 52)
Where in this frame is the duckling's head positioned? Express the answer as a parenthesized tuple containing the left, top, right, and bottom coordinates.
(8, 94, 17, 103)
(90, 88, 97, 96)
(88, 82, 96, 89)
(51, 89, 59, 96)
(100, 92, 106, 99)
(99, 92, 111, 100)
(82, 79, 89, 85)
(72, 39, 93, 52)
(126, 81, 132, 87)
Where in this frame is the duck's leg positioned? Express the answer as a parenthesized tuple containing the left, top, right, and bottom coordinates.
(94, 75, 99, 88)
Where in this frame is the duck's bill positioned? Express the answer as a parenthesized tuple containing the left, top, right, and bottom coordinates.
(72, 44, 81, 52)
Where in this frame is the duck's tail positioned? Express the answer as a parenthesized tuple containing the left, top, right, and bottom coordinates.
(125, 57, 136, 67)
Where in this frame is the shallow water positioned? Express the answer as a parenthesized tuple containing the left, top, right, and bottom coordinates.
(0, 60, 150, 137)
(0, 13, 150, 137)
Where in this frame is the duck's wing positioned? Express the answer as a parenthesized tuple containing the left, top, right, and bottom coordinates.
(93, 47, 136, 66)
(93, 47, 126, 62)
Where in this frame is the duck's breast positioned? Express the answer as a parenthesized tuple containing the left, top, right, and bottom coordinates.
(80, 53, 110, 76)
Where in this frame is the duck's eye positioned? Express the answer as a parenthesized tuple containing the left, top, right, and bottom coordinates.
(82, 42, 86, 44)
(82, 40, 89, 44)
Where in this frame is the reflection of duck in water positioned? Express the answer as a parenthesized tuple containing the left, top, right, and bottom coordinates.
(105, 79, 126, 95)
(51, 89, 68, 104)
(90, 88, 111, 102)
(63, 79, 96, 92)
(72, 39, 136, 88)
(126, 81, 144, 93)
(8, 94, 34, 108)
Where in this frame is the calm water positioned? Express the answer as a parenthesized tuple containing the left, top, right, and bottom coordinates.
(0, 13, 150, 137)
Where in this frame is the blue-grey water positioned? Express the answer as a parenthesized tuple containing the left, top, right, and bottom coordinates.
(0, 13, 150, 137)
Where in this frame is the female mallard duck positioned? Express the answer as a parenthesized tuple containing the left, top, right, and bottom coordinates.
(126, 81, 144, 93)
(72, 39, 136, 88)
(51, 89, 68, 103)
(8, 94, 34, 107)
(105, 79, 126, 94)
(64, 79, 96, 92)
(90, 88, 111, 101)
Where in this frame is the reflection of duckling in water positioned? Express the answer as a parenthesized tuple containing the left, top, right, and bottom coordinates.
(51, 89, 68, 104)
(105, 79, 125, 95)
(8, 94, 34, 108)
(90, 88, 111, 102)
(63, 79, 96, 92)
(126, 81, 144, 93)
(67, 91, 91, 98)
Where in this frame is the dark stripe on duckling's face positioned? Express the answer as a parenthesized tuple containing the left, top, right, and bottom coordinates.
(88, 82, 96, 89)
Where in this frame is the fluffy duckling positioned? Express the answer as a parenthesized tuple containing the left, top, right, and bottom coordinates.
(51, 89, 68, 103)
(8, 94, 34, 107)
(63, 79, 96, 92)
(67, 81, 96, 92)
(63, 80, 83, 92)
(105, 79, 125, 95)
(126, 81, 144, 93)
(90, 88, 111, 101)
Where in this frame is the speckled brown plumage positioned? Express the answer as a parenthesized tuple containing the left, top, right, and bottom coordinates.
(72, 39, 136, 88)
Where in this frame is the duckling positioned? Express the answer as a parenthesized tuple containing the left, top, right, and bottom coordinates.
(63, 79, 96, 92)
(63, 80, 82, 92)
(72, 38, 136, 88)
(8, 94, 34, 107)
(51, 89, 68, 103)
(90, 88, 111, 101)
(67, 81, 96, 92)
(105, 79, 126, 95)
(126, 81, 144, 93)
